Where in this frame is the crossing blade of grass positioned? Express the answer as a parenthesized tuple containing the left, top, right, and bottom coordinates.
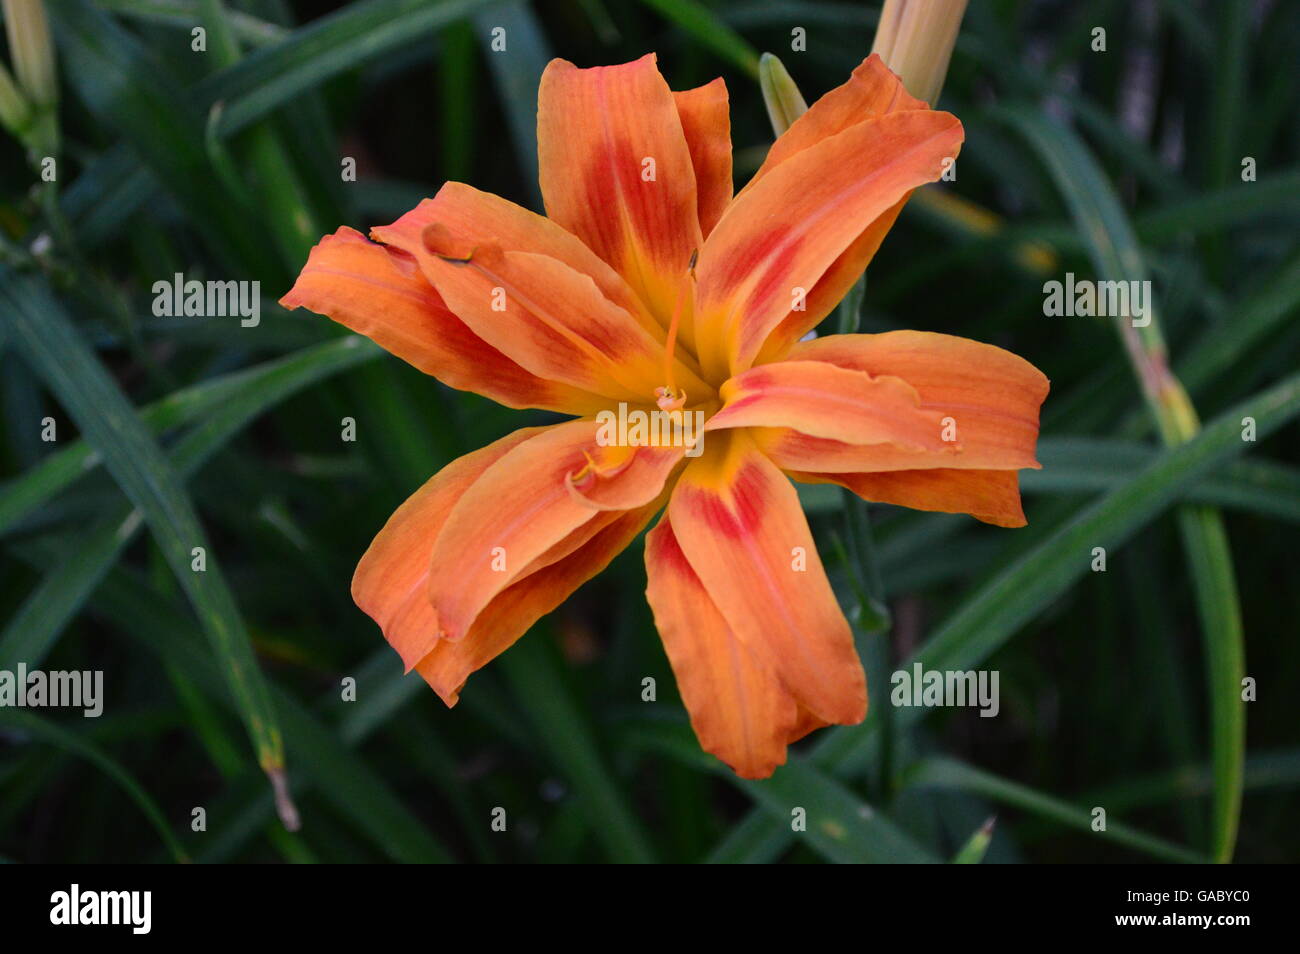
(331, 651, 424, 746)
(181, 654, 458, 862)
(472, 0, 547, 207)
(0, 336, 380, 537)
(0, 709, 188, 862)
(1077, 748, 1300, 815)
(199, 0, 494, 136)
(0, 268, 294, 828)
(46, 0, 267, 275)
(0, 337, 380, 672)
(199, 0, 321, 271)
(98, 0, 288, 45)
(705, 809, 800, 864)
(499, 634, 655, 863)
(1026, 437, 1300, 521)
(906, 757, 1206, 863)
(60, 150, 155, 246)
(631, 721, 937, 863)
(710, 370, 1300, 862)
(1176, 251, 1300, 396)
(1131, 172, 1300, 247)
(0, 510, 142, 671)
(638, 0, 761, 79)
(54, 557, 453, 863)
(996, 106, 1247, 862)
(738, 760, 937, 864)
(63, 0, 495, 240)
(993, 172, 1300, 267)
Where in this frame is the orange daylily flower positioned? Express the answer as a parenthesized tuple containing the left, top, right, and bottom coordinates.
(280, 53, 1048, 779)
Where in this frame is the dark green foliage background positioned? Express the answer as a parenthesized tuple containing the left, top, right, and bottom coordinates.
(0, 0, 1297, 863)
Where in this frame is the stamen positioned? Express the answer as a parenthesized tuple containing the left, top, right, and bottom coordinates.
(655, 385, 687, 412)
(660, 248, 699, 404)
(570, 448, 600, 485)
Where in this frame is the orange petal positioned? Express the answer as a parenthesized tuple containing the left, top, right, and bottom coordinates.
(706, 359, 954, 452)
(351, 426, 545, 670)
(537, 55, 703, 325)
(644, 514, 799, 778)
(756, 332, 1047, 526)
(279, 228, 606, 414)
(744, 54, 927, 192)
(416, 502, 658, 706)
(406, 227, 709, 402)
(567, 439, 687, 510)
(673, 78, 733, 239)
(743, 56, 927, 361)
(666, 431, 866, 725)
(760, 332, 1048, 472)
(371, 181, 659, 339)
(789, 469, 1028, 528)
(752, 196, 908, 364)
(427, 419, 679, 643)
(693, 108, 963, 378)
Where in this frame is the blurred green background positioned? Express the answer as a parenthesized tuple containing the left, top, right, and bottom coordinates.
(0, 0, 1297, 863)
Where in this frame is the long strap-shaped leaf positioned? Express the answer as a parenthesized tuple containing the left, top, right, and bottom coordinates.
(0, 337, 380, 671)
(59, 0, 497, 241)
(0, 708, 189, 862)
(0, 268, 294, 828)
(995, 106, 1247, 863)
(631, 721, 938, 863)
(1025, 437, 1300, 522)
(77, 561, 453, 863)
(904, 756, 1205, 864)
(0, 336, 379, 537)
(501, 635, 657, 863)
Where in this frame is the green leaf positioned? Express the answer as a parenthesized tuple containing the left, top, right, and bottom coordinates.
(200, 0, 496, 137)
(632, 721, 937, 863)
(0, 269, 290, 817)
(472, 0, 547, 207)
(0, 337, 380, 671)
(47, 0, 267, 274)
(0, 709, 188, 862)
(1026, 437, 1300, 521)
(500, 634, 656, 863)
(637, 0, 761, 79)
(0, 336, 380, 538)
(909, 758, 1205, 864)
(97, 0, 287, 44)
(995, 105, 1248, 863)
(64, 0, 496, 241)
(1177, 251, 1300, 395)
(80, 565, 453, 863)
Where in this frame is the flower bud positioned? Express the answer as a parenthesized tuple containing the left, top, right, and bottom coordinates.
(758, 52, 808, 137)
(870, 0, 968, 105)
